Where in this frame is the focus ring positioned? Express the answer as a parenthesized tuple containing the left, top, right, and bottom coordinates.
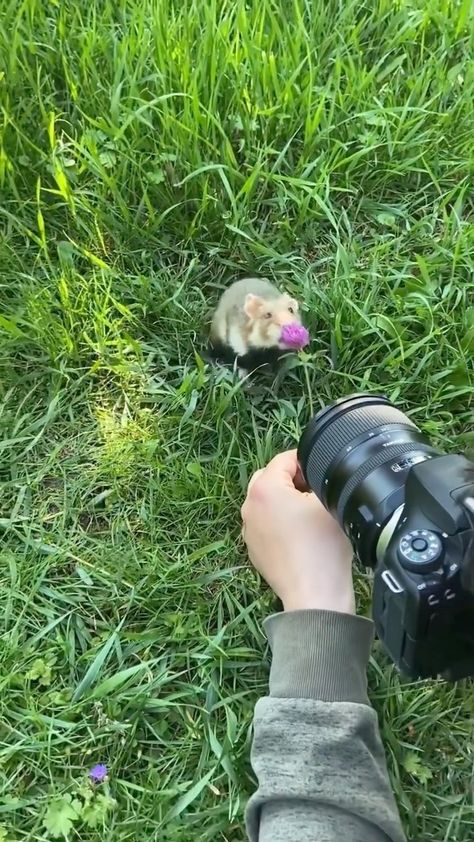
(305, 405, 418, 498)
(335, 441, 421, 521)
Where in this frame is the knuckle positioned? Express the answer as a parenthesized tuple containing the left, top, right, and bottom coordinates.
(247, 475, 268, 503)
(247, 467, 263, 492)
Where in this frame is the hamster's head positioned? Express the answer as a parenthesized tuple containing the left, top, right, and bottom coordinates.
(244, 293, 308, 350)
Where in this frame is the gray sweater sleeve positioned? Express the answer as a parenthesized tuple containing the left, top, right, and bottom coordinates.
(246, 610, 406, 842)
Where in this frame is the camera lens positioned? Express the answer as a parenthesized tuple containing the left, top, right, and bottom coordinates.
(298, 394, 439, 564)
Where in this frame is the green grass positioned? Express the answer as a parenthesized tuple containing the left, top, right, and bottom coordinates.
(0, 0, 473, 838)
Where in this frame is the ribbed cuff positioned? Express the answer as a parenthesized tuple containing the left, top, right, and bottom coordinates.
(264, 610, 374, 704)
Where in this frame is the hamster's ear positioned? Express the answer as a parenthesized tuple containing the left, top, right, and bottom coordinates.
(244, 293, 264, 319)
(284, 294, 299, 312)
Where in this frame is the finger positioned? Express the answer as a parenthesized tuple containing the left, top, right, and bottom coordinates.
(293, 462, 310, 493)
(247, 468, 264, 493)
(263, 450, 309, 491)
(264, 449, 298, 478)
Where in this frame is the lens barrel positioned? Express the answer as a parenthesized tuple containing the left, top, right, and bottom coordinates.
(298, 394, 438, 562)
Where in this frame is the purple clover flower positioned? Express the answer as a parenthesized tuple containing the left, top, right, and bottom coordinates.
(89, 763, 108, 783)
(280, 323, 310, 349)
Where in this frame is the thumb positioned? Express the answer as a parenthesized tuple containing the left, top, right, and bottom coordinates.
(263, 450, 309, 492)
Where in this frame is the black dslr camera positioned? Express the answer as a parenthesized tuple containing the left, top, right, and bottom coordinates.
(298, 394, 474, 681)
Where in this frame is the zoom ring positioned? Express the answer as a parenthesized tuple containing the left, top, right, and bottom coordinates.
(305, 405, 418, 498)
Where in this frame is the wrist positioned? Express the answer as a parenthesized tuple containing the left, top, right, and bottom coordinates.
(282, 584, 355, 615)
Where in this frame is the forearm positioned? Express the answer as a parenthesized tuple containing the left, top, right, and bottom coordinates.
(246, 610, 406, 842)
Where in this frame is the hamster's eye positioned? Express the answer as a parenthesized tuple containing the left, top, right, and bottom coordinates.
(288, 306, 294, 314)
(264, 311, 272, 319)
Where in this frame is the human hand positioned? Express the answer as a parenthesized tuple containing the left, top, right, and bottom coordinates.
(241, 450, 355, 614)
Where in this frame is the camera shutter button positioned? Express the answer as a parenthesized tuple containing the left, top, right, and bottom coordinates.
(398, 529, 443, 572)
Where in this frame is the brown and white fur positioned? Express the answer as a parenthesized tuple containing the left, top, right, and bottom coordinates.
(209, 278, 302, 373)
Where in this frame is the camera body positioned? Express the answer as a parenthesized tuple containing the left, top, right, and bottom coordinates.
(372, 454, 474, 680)
(298, 394, 474, 680)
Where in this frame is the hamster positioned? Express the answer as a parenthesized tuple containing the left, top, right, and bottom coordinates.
(209, 278, 308, 373)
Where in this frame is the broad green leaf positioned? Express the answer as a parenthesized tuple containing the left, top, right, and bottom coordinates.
(42, 795, 81, 839)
